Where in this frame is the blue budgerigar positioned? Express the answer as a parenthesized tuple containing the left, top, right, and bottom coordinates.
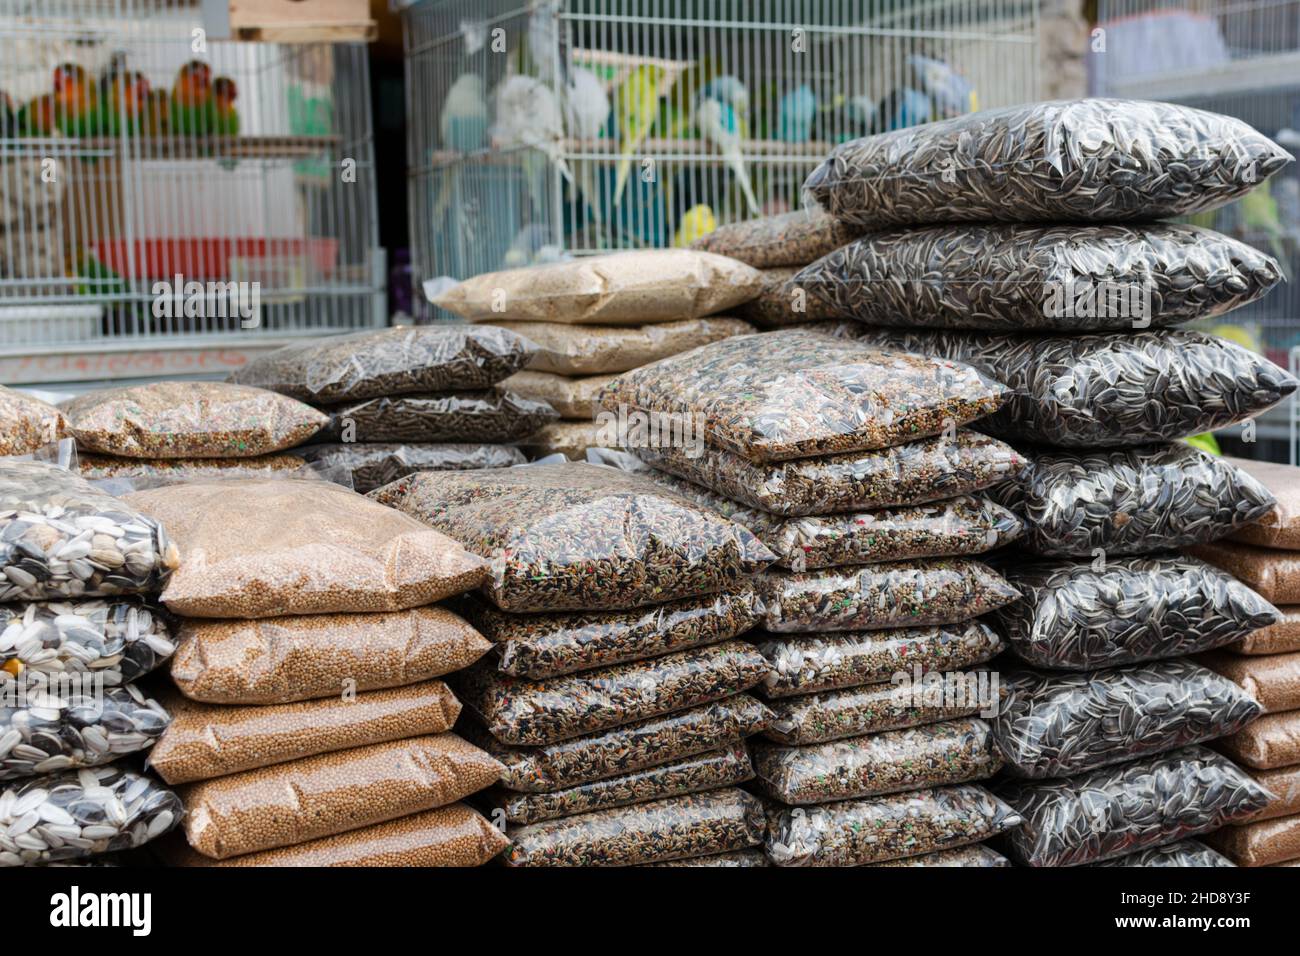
(778, 84, 817, 144)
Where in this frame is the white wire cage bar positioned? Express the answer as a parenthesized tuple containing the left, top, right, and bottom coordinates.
(0, 0, 384, 356)
(402, 0, 1040, 310)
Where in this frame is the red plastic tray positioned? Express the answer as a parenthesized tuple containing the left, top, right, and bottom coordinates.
(92, 237, 338, 280)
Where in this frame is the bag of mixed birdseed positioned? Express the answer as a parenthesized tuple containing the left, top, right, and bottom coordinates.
(853, 328, 1296, 448)
(804, 99, 1291, 227)
(452, 587, 762, 680)
(734, 266, 842, 328)
(996, 746, 1274, 867)
(0, 765, 182, 867)
(0, 682, 170, 781)
(0, 599, 174, 686)
(993, 660, 1261, 779)
(794, 223, 1280, 332)
(633, 431, 1027, 516)
(643, 848, 769, 867)
(297, 442, 525, 493)
(1189, 540, 1300, 607)
(488, 317, 756, 376)
(754, 620, 1005, 699)
(471, 694, 773, 793)
(1198, 649, 1300, 714)
(994, 444, 1276, 557)
(148, 681, 462, 785)
(753, 717, 1002, 804)
(61, 381, 328, 458)
(766, 783, 1022, 867)
(598, 329, 1009, 462)
(499, 370, 615, 420)
(1232, 607, 1300, 655)
(320, 389, 557, 444)
(433, 250, 765, 324)
(869, 844, 1013, 867)
(0, 460, 179, 602)
(759, 559, 1019, 633)
(77, 453, 310, 485)
(485, 743, 754, 825)
(369, 462, 775, 612)
(503, 787, 766, 867)
(1216, 710, 1300, 770)
(1226, 457, 1300, 550)
(996, 555, 1280, 670)
(1091, 840, 1235, 868)
(690, 207, 861, 268)
(228, 324, 538, 402)
(0, 385, 66, 456)
(454, 640, 769, 746)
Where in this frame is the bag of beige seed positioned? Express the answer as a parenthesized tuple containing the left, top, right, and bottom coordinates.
(690, 207, 861, 268)
(433, 250, 764, 325)
(1215, 709, 1300, 770)
(499, 370, 616, 420)
(125, 478, 488, 618)
(1227, 456, 1300, 550)
(0, 385, 66, 456)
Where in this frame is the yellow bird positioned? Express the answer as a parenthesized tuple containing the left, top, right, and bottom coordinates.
(674, 203, 716, 247)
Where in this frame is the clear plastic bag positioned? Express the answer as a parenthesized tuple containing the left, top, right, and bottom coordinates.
(759, 559, 1019, 632)
(643, 848, 768, 866)
(0, 765, 182, 867)
(77, 453, 310, 485)
(996, 444, 1276, 557)
(803, 98, 1291, 227)
(996, 746, 1274, 867)
(0, 385, 66, 456)
(0, 683, 170, 781)
(868, 844, 1012, 867)
(126, 478, 488, 618)
(753, 717, 1001, 804)
(1091, 839, 1235, 868)
(297, 442, 525, 493)
(432, 249, 764, 325)
(1198, 649, 1300, 714)
(735, 266, 842, 328)
(997, 555, 1280, 670)
(0, 460, 179, 602)
(61, 381, 328, 458)
(181, 733, 502, 860)
(502, 787, 765, 867)
(598, 329, 1008, 462)
(368, 462, 774, 612)
(994, 660, 1261, 779)
(488, 743, 754, 825)
(227, 324, 538, 402)
(169, 605, 490, 705)
(500, 370, 615, 420)
(453, 587, 761, 680)
(1246, 764, 1300, 822)
(487, 317, 756, 376)
(321, 389, 557, 444)
(766, 783, 1022, 866)
(1226, 456, 1300, 549)
(1204, 816, 1300, 867)
(754, 620, 1005, 698)
(1233, 607, 1300, 655)
(856, 328, 1296, 448)
(474, 694, 773, 793)
(690, 207, 861, 268)
(455, 640, 769, 746)
(1216, 709, 1300, 770)
(148, 681, 462, 785)
(794, 223, 1281, 332)
(519, 421, 604, 460)
(1189, 539, 1300, 606)
(633, 432, 1026, 517)
(0, 599, 175, 685)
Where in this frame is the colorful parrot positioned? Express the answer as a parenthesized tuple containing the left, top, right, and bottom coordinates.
(101, 71, 151, 136)
(15, 94, 57, 136)
(170, 60, 213, 137)
(144, 89, 170, 137)
(52, 62, 98, 137)
(207, 76, 240, 136)
(673, 203, 716, 247)
(612, 64, 666, 206)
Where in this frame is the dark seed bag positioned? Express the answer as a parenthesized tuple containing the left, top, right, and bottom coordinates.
(734, 266, 842, 328)
(690, 207, 862, 268)
(321, 389, 558, 444)
(451, 588, 762, 680)
(754, 620, 1006, 698)
(503, 787, 766, 867)
(0, 599, 175, 686)
(753, 717, 1002, 804)
(643, 848, 769, 867)
(597, 329, 1009, 463)
(486, 743, 754, 825)
(996, 746, 1274, 867)
(993, 660, 1261, 779)
(297, 442, 525, 493)
(803, 98, 1291, 228)
(369, 462, 775, 612)
(759, 559, 1020, 632)
(794, 223, 1281, 332)
(766, 783, 1022, 866)
(853, 328, 1296, 448)
(997, 555, 1280, 670)
(869, 844, 1012, 867)
(634, 431, 1027, 517)
(993, 444, 1276, 557)
(454, 640, 769, 746)
(1091, 839, 1235, 868)
(470, 693, 773, 793)
(228, 324, 538, 401)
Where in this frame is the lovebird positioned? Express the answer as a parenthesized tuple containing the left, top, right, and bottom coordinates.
(15, 94, 57, 136)
(695, 94, 759, 217)
(875, 87, 932, 132)
(612, 64, 666, 206)
(101, 71, 151, 136)
(52, 63, 98, 137)
(170, 60, 213, 136)
(208, 76, 239, 136)
(144, 89, 170, 137)
(777, 84, 817, 143)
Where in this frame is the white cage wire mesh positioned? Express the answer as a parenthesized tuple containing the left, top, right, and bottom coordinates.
(402, 0, 1041, 311)
(0, 0, 383, 350)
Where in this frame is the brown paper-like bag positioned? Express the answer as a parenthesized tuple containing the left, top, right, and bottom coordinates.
(1215, 709, 1300, 769)
(1204, 814, 1300, 867)
(1232, 606, 1300, 655)
(1246, 765, 1300, 822)
(1189, 540, 1300, 605)
(1228, 456, 1300, 550)
(500, 370, 616, 420)
(1199, 649, 1300, 714)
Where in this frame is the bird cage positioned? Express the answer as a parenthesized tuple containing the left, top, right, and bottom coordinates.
(402, 0, 1041, 313)
(1094, 0, 1300, 461)
(0, 0, 383, 384)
